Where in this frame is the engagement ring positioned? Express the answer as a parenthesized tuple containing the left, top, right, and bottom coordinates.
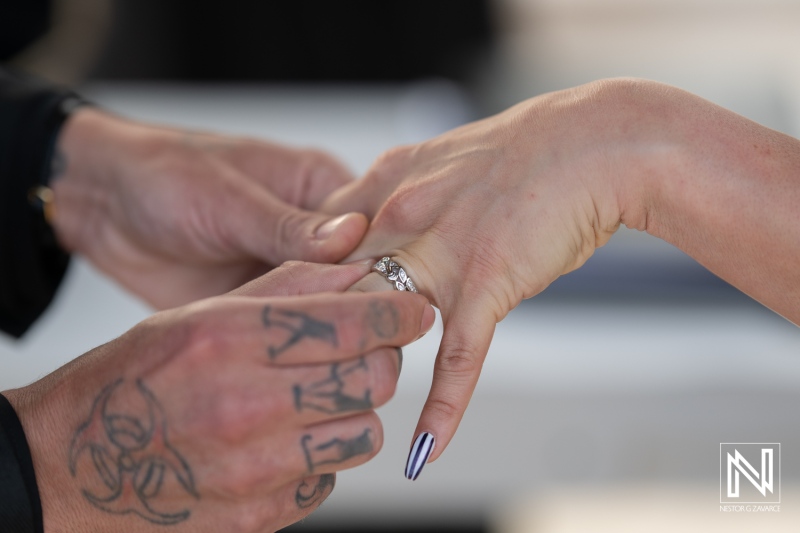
(371, 257, 418, 293)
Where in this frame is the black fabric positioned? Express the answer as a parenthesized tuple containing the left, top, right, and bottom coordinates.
(0, 67, 80, 338)
(0, 0, 52, 62)
(0, 393, 43, 533)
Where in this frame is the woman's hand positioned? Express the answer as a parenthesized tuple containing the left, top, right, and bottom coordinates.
(322, 81, 640, 467)
(50, 107, 369, 309)
(3, 262, 435, 532)
(324, 77, 800, 474)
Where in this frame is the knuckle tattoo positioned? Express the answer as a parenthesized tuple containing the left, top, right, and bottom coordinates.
(300, 428, 374, 474)
(262, 305, 337, 359)
(295, 474, 335, 510)
(293, 358, 373, 415)
(367, 300, 400, 340)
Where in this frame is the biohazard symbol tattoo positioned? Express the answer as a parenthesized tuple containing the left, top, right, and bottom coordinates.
(68, 379, 199, 525)
(262, 306, 338, 359)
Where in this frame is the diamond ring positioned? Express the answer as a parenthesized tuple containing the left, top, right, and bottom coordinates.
(371, 257, 418, 293)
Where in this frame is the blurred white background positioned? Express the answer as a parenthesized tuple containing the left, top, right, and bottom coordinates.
(2, 1, 800, 532)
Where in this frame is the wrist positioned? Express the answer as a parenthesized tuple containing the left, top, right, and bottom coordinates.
(3, 375, 108, 533)
(49, 107, 121, 253)
(583, 78, 686, 237)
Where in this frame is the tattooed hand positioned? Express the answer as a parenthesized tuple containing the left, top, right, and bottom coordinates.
(47, 107, 368, 309)
(2, 262, 435, 533)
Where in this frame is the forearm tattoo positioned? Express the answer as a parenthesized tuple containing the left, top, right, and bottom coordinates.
(293, 358, 373, 414)
(301, 429, 374, 473)
(295, 474, 335, 509)
(68, 379, 198, 525)
(262, 306, 337, 359)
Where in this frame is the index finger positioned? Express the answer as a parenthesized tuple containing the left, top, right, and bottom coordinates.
(196, 292, 435, 366)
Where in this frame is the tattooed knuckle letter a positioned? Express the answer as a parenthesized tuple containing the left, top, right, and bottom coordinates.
(262, 306, 337, 359)
(293, 358, 373, 415)
(68, 379, 198, 525)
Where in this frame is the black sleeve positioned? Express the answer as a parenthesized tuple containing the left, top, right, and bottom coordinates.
(0, 67, 87, 338)
(0, 393, 44, 533)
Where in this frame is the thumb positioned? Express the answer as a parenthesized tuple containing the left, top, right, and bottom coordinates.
(228, 190, 369, 265)
(405, 298, 496, 480)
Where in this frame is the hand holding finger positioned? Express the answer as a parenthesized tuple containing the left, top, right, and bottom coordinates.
(9, 286, 430, 532)
(189, 292, 431, 365)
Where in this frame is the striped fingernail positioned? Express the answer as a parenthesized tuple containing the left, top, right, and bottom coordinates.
(405, 432, 435, 480)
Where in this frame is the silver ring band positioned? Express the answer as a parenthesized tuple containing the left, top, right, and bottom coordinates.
(372, 257, 418, 293)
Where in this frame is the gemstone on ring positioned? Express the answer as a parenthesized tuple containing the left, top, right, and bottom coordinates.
(372, 257, 418, 293)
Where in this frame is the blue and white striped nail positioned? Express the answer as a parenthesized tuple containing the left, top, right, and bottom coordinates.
(405, 432, 435, 480)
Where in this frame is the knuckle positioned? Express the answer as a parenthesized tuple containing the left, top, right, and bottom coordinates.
(370, 144, 414, 175)
(366, 350, 401, 408)
(211, 395, 288, 445)
(362, 145, 415, 190)
(372, 184, 428, 230)
(273, 209, 307, 249)
(186, 322, 224, 357)
(436, 342, 480, 376)
(425, 395, 462, 421)
(177, 310, 229, 363)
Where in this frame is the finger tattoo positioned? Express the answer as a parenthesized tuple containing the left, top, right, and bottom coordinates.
(301, 429, 374, 473)
(295, 474, 335, 509)
(262, 306, 338, 359)
(293, 358, 373, 414)
(367, 300, 399, 339)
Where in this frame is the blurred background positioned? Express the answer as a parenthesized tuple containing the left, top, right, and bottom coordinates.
(2, 1, 800, 531)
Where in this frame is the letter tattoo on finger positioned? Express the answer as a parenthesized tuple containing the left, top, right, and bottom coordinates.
(367, 300, 399, 339)
(301, 429, 374, 473)
(295, 474, 336, 509)
(293, 358, 373, 414)
(262, 306, 338, 359)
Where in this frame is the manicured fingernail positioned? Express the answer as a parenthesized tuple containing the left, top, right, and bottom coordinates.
(315, 214, 351, 240)
(405, 432, 435, 480)
(419, 304, 435, 336)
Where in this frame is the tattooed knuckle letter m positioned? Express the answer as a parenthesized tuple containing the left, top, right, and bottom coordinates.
(69, 379, 199, 525)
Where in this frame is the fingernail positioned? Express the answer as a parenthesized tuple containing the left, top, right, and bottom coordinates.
(395, 347, 403, 375)
(405, 432, 435, 480)
(315, 214, 351, 240)
(419, 304, 435, 336)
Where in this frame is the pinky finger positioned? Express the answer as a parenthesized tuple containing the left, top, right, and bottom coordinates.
(272, 474, 337, 531)
(291, 473, 337, 513)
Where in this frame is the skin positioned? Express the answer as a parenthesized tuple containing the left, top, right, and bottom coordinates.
(50, 107, 369, 308)
(322, 78, 800, 467)
(2, 262, 436, 532)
